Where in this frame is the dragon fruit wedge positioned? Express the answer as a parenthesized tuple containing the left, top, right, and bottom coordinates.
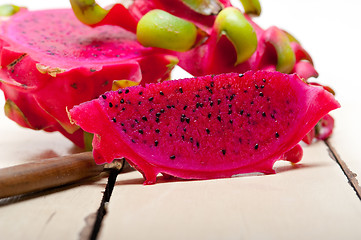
(69, 71, 340, 184)
(0, 8, 177, 148)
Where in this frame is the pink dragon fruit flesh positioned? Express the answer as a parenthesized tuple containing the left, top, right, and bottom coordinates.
(69, 71, 340, 184)
(0, 8, 177, 148)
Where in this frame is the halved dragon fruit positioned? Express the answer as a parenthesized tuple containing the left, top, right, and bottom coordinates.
(69, 71, 340, 184)
(0, 8, 177, 148)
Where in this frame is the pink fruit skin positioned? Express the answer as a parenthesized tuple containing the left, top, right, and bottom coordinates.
(69, 71, 340, 184)
(175, 20, 318, 80)
(0, 9, 176, 148)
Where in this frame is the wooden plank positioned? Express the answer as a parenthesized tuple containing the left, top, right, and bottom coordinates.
(0, 179, 107, 240)
(99, 141, 361, 240)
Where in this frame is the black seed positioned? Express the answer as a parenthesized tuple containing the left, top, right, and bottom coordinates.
(239, 138, 242, 143)
(160, 109, 165, 113)
(156, 112, 161, 117)
(125, 89, 129, 94)
(138, 129, 144, 134)
(262, 112, 266, 117)
(189, 137, 193, 143)
(139, 91, 143, 95)
(101, 94, 107, 99)
(109, 102, 113, 108)
(138, 101, 142, 105)
(217, 115, 221, 122)
(206, 128, 210, 134)
(156, 117, 160, 123)
(123, 129, 126, 132)
(70, 83, 78, 89)
(247, 113, 251, 117)
(131, 139, 136, 143)
(167, 105, 171, 109)
(228, 109, 232, 115)
(159, 91, 164, 96)
(210, 81, 214, 87)
(150, 108, 154, 112)
(122, 107, 126, 111)
(205, 86, 210, 90)
(181, 135, 185, 140)
(229, 120, 233, 124)
(254, 144, 259, 150)
(275, 132, 280, 138)
(196, 102, 200, 108)
(196, 142, 200, 148)
(120, 123, 124, 126)
(217, 99, 221, 105)
(179, 87, 183, 93)
(170, 155, 176, 159)
(183, 128, 186, 132)
(142, 116, 148, 121)
(181, 114, 186, 118)
(229, 94, 235, 101)
(271, 114, 275, 119)
(154, 140, 159, 146)
(169, 133, 172, 137)
(120, 99, 124, 104)
(208, 89, 213, 94)
(171, 105, 175, 108)
(262, 78, 266, 83)
(222, 149, 226, 155)
(240, 110, 244, 115)
(112, 117, 116, 123)
(149, 97, 154, 101)
(186, 118, 190, 123)
(135, 119, 139, 124)
(181, 117, 185, 123)
(259, 92, 264, 97)
(239, 73, 244, 77)
(210, 101, 214, 106)
(155, 129, 160, 133)
(255, 84, 259, 89)
(261, 85, 265, 89)
(195, 94, 200, 98)
(250, 101, 254, 105)
(183, 105, 188, 110)
(208, 113, 212, 118)
(228, 104, 232, 108)
(244, 90, 248, 93)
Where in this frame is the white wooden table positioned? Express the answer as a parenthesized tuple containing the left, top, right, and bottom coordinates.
(1, 1, 361, 239)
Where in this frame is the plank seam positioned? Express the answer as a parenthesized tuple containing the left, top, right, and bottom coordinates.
(89, 168, 121, 240)
(325, 139, 361, 201)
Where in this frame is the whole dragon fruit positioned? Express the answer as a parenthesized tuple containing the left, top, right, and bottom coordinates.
(71, 0, 317, 79)
(0, 8, 177, 148)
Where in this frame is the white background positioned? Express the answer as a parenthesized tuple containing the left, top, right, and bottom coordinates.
(1, 0, 360, 106)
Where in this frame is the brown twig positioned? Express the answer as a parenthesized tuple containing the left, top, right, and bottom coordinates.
(0, 152, 111, 199)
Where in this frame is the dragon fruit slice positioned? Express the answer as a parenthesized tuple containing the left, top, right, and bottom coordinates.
(0, 8, 177, 148)
(69, 71, 340, 184)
